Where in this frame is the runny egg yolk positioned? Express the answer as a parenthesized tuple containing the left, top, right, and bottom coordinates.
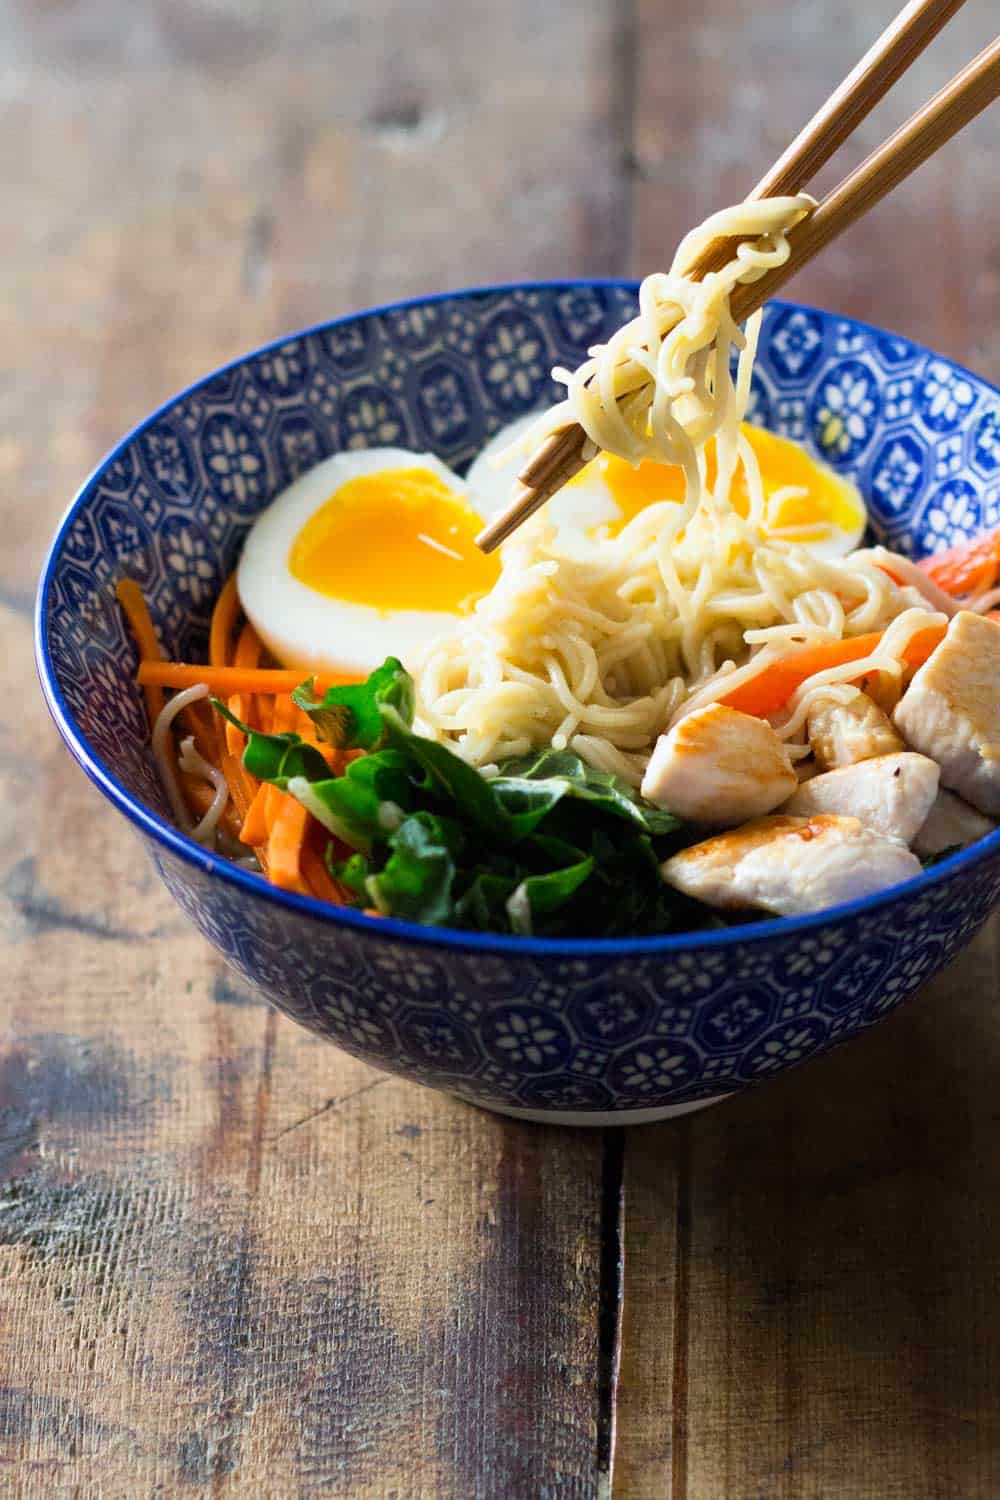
(566, 422, 862, 541)
(289, 466, 500, 613)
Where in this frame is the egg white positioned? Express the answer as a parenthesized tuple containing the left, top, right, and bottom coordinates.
(238, 447, 478, 677)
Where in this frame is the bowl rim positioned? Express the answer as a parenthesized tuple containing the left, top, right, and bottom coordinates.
(35, 280, 1000, 957)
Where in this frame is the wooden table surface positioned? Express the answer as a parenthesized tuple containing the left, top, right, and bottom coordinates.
(4, 2, 1000, 1494)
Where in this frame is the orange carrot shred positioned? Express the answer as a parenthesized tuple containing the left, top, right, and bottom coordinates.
(137, 662, 362, 695)
(272, 694, 299, 734)
(239, 783, 271, 846)
(117, 578, 218, 755)
(721, 624, 946, 718)
(226, 622, 264, 757)
(219, 749, 253, 823)
(263, 782, 283, 836)
(116, 579, 165, 727)
(267, 796, 311, 893)
(209, 573, 241, 668)
(118, 577, 208, 806)
(120, 575, 272, 850)
(919, 530, 1000, 598)
(182, 699, 220, 762)
(301, 847, 347, 905)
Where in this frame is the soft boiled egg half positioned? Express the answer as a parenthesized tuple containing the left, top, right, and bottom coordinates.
(238, 419, 867, 677)
(238, 448, 499, 676)
(467, 415, 867, 561)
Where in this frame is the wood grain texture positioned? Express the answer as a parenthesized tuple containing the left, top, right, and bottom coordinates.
(617, 929, 1000, 1499)
(618, 11, 1000, 1494)
(1, 1, 624, 1492)
(1, 617, 606, 1495)
(5, 0, 1000, 1494)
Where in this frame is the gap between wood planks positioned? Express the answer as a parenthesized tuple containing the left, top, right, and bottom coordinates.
(596, 1125, 687, 1500)
(598, 2, 637, 1485)
(597, 1130, 626, 1491)
(599, 1128, 620, 1482)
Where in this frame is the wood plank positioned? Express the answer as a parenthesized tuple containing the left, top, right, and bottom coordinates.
(0, 0, 631, 1491)
(617, 0, 1000, 1493)
(619, 928, 1000, 1499)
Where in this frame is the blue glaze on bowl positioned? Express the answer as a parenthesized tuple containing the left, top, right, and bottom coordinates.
(35, 286, 1000, 1119)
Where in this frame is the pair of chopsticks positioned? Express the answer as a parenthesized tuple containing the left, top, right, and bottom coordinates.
(476, 0, 1000, 554)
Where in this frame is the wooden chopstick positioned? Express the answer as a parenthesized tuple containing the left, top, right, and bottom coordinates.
(474, 0, 981, 554)
(510, 0, 970, 524)
(730, 36, 1000, 324)
(690, 0, 971, 282)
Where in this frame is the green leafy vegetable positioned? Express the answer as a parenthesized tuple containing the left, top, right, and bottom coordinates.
(210, 701, 329, 787)
(492, 747, 682, 838)
(216, 659, 707, 937)
(286, 747, 417, 852)
(365, 812, 459, 925)
(293, 657, 414, 747)
(506, 857, 595, 936)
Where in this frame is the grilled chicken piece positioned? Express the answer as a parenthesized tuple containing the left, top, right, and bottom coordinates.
(661, 814, 922, 916)
(782, 751, 939, 845)
(806, 688, 904, 770)
(912, 788, 997, 857)
(640, 703, 796, 826)
(894, 611, 1000, 815)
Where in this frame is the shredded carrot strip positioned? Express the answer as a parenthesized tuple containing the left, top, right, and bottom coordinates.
(252, 696, 311, 886)
(919, 530, 1000, 597)
(137, 662, 361, 695)
(267, 797, 311, 893)
(118, 575, 212, 784)
(263, 782, 283, 835)
(209, 573, 241, 668)
(220, 748, 253, 822)
(209, 572, 241, 766)
(272, 694, 299, 734)
(294, 705, 317, 739)
(236, 697, 340, 871)
(227, 623, 264, 755)
(240, 783, 271, 846)
(119, 578, 236, 829)
(181, 699, 220, 762)
(117, 580, 221, 757)
(721, 624, 946, 718)
(116, 579, 165, 726)
(301, 847, 347, 905)
(218, 622, 267, 821)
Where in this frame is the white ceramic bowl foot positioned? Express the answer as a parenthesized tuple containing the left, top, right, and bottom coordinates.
(461, 1092, 733, 1126)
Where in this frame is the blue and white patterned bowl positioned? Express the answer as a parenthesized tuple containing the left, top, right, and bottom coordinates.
(35, 286, 1000, 1123)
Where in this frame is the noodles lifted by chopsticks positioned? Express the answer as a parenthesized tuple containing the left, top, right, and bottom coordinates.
(412, 196, 946, 785)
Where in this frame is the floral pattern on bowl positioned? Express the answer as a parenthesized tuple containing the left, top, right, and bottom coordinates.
(36, 286, 1000, 1119)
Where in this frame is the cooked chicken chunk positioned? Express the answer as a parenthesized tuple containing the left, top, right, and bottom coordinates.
(640, 703, 796, 826)
(806, 688, 904, 770)
(912, 788, 997, 857)
(894, 611, 1000, 815)
(661, 814, 922, 916)
(782, 752, 939, 845)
